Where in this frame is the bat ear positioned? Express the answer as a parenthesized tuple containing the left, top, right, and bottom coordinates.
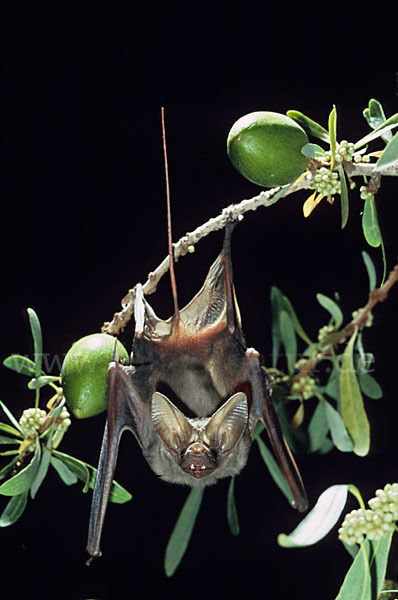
(151, 392, 193, 454)
(206, 392, 248, 456)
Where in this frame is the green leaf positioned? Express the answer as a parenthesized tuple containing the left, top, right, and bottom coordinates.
(339, 165, 349, 229)
(278, 484, 348, 547)
(363, 99, 390, 138)
(0, 438, 41, 496)
(281, 294, 313, 346)
(270, 286, 284, 368)
(271, 285, 312, 372)
(105, 475, 132, 504)
(321, 399, 353, 452)
(316, 293, 344, 329)
(3, 355, 37, 377)
(164, 487, 204, 577)
(354, 120, 398, 150)
(355, 334, 374, 374)
(325, 366, 340, 402)
(342, 540, 360, 560)
(358, 372, 383, 400)
(0, 456, 20, 482)
(336, 542, 372, 599)
(362, 195, 382, 248)
(53, 450, 91, 489)
(279, 311, 297, 375)
(361, 251, 376, 292)
(348, 483, 366, 510)
(0, 400, 23, 434)
(0, 434, 20, 445)
(287, 110, 330, 142)
(319, 437, 334, 454)
(30, 446, 52, 499)
(376, 132, 398, 169)
(50, 456, 78, 485)
(335, 534, 392, 600)
(301, 143, 326, 158)
(264, 184, 292, 207)
(256, 436, 293, 506)
(227, 476, 239, 536)
(0, 423, 23, 439)
(328, 105, 338, 168)
(252, 420, 265, 441)
(371, 535, 394, 597)
(380, 231, 387, 285)
(0, 491, 29, 527)
(28, 375, 60, 390)
(27, 308, 43, 378)
(307, 402, 329, 453)
(339, 330, 370, 457)
(52, 450, 132, 503)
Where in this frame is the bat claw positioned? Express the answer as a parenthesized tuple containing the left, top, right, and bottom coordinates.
(85, 551, 102, 566)
(112, 340, 119, 363)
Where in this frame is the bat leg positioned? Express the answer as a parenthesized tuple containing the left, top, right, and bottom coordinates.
(86, 361, 149, 564)
(239, 348, 308, 512)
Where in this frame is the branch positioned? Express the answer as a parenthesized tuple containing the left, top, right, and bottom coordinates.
(102, 161, 398, 335)
(345, 161, 398, 178)
(292, 264, 398, 381)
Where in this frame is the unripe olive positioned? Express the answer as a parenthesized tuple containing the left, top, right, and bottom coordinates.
(227, 111, 309, 187)
(61, 333, 129, 419)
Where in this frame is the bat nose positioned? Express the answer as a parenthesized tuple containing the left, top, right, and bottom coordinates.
(189, 442, 206, 454)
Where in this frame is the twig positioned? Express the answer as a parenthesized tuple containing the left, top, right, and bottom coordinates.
(292, 264, 398, 381)
(102, 162, 397, 335)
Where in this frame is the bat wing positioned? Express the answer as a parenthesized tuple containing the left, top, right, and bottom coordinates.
(86, 359, 151, 564)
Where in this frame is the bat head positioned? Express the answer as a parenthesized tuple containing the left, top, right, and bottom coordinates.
(149, 391, 250, 486)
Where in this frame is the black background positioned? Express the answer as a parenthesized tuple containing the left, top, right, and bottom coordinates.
(1, 3, 397, 599)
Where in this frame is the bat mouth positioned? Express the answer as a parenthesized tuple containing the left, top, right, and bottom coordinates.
(181, 443, 216, 479)
(183, 462, 215, 478)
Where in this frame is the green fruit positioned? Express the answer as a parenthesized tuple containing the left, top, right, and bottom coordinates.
(227, 111, 309, 187)
(61, 333, 129, 419)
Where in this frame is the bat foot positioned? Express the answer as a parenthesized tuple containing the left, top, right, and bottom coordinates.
(85, 551, 102, 566)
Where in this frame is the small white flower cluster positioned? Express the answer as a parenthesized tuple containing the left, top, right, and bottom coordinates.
(321, 140, 356, 165)
(19, 405, 72, 441)
(335, 140, 356, 163)
(360, 185, 374, 201)
(56, 407, 72, 435)
(353, 152, 371, 163)
(313, 167, 341, 196)
(267, 368, 290, 385)
(338, 483, 398, 545)
(352, 308, 373, 328)
(369, 484, 398, 520)
(318, 324, 336, 344)
(19, 408, 47, 438)
(291, 375, 316, 400)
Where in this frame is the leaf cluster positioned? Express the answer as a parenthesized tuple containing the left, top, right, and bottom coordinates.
(268, 251, 384, 460)
(289, 100, 397, 284)
(0, 309, 132, 527)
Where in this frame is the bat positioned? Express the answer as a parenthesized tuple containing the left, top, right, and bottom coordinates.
(86, 113, 308, 564)
(86, 220, 308, 564)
